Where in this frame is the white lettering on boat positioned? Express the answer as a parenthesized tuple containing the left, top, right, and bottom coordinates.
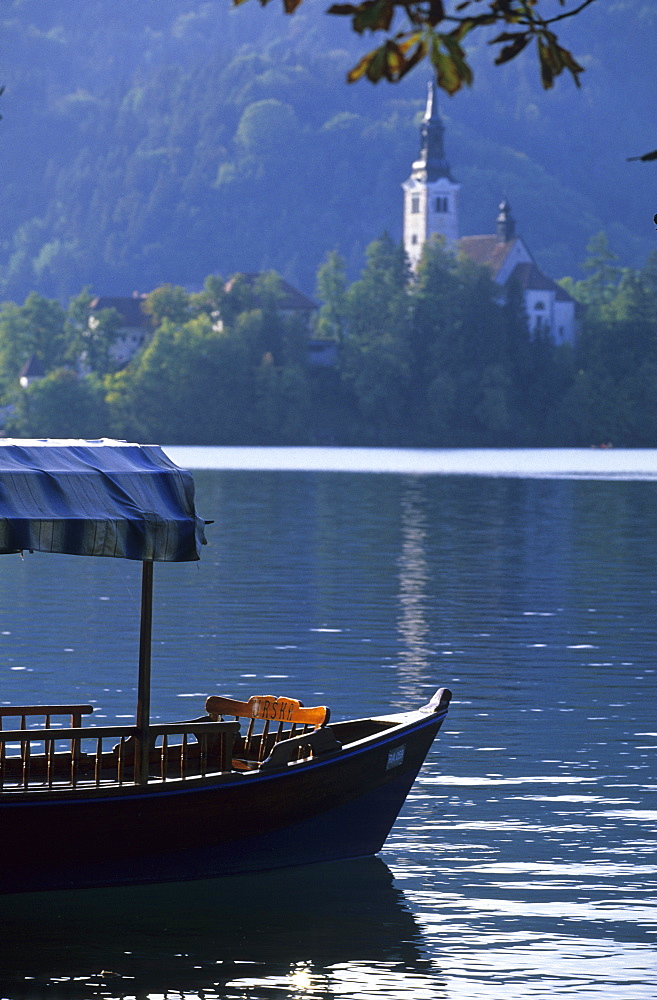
(386, 745, 405, 770)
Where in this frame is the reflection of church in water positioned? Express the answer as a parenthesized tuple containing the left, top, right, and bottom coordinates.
(397, 482, 432, 675)
(403, 82, 577, 345)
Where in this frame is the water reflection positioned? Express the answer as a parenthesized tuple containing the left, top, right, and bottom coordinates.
(397, 480, 433, 677)
(0, 859, 445, 999)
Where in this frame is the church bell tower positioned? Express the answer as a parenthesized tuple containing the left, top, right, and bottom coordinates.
(403, 81, 460, 270)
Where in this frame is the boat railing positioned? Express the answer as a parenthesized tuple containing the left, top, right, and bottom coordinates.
(0, 717, 240, 793)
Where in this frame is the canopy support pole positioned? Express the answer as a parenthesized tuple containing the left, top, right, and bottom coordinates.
(135, 560, 153, 786)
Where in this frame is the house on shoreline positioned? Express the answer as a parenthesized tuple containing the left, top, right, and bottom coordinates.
(88, 293, 151, 366)
(88, 277, 324, 367)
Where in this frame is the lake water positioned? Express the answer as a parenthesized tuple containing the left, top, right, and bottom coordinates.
(0, 448, 655, 998)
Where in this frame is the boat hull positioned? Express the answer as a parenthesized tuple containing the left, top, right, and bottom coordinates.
(0, 706, 447, 894)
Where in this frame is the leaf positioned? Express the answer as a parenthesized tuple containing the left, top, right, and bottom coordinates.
(347, 44, 390, 82)
(490, 30, 528, 43)
(558, 44, 584, 86)
(380, 42, 402, 78)
(451, 17, 477, 43)
(347, 49, 377, 82)
(537, 35, 560, 88)
(359, 0, 394, 33)
(398, 33, 428, 74)
(346, 31, 427, 83)
(537, 31, 584, 89)
(430, 36, 465, 95)
(365, 44, 390, 80)
(398, 30, 424, 53)
(399, 39, 429, 77)
(627, 149, 657, 163)
(433, 51, 461, 95)
(382, 39, 419, 80)
(492, 31, 530, 65)
(331, 0, 394, 33)
(442, 32, 474, 88)
(327, 3, 359, 14)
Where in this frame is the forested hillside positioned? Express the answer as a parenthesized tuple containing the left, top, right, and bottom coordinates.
(0, 0, 654, 306)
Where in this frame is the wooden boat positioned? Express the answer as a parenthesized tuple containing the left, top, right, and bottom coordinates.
(0, 439, 451, 894)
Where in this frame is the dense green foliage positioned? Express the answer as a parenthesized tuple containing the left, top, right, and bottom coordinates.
(0, 0, 654, 307)
(2, 234, 657, 447)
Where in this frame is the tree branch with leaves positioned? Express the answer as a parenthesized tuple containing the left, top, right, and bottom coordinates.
(238, 0, 597, 93)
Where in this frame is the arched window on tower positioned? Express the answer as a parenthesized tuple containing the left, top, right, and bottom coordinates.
(411, 196, 420, 214)
(435, 196, 448, 213)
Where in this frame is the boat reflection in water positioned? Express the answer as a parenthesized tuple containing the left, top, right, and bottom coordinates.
(0, 858, 446, 999)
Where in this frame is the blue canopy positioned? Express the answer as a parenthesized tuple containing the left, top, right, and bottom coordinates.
(0, 440, 206, 561)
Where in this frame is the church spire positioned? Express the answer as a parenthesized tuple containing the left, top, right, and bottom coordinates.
(417, 80, 454, 183)
(402, 81, 461, 270)
(496, 196, 516, 243)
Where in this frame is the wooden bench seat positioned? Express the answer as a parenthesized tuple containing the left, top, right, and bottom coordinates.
(205, 695, 331, 769)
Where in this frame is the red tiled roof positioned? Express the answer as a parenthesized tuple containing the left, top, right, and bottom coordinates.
(224, 273, 317, 312)
(510, 262, 556, 291)
(458, 236, 515, 279)
(19, 354, 45, 379)
(509, 262, 575, 301)
(89, 296, 150, 328)
(459, 237, 575, 303)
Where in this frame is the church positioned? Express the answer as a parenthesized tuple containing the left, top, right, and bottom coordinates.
(402, 82, 577, 346)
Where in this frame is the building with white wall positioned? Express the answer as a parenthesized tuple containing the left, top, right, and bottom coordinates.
(403, 83, 577, 345)
(402, 81, 461, 269)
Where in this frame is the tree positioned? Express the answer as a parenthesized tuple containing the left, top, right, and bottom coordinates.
(65, 288, 123, 376)
(106, 314, 256, 445)
(340, 234, 412, 442)
(235, 99, 301, 158)
(0, 292, 66, 390)
(189, 275, 228, 327)
(558, 246, 657, 446)
(244, 0, 596, 92)
(607, 252, 657, 329)
(315, 251, 349, 344)
(409, 236, 462, 402)
(143, 285, 192, 328)
(218, 274, 258, 328)
(253, 355, 312, 443)
(344, 233, 410, 345)
(579, 233, 621, 311)
(7, 369, 108, 438)
(407, 239, 514, 443)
